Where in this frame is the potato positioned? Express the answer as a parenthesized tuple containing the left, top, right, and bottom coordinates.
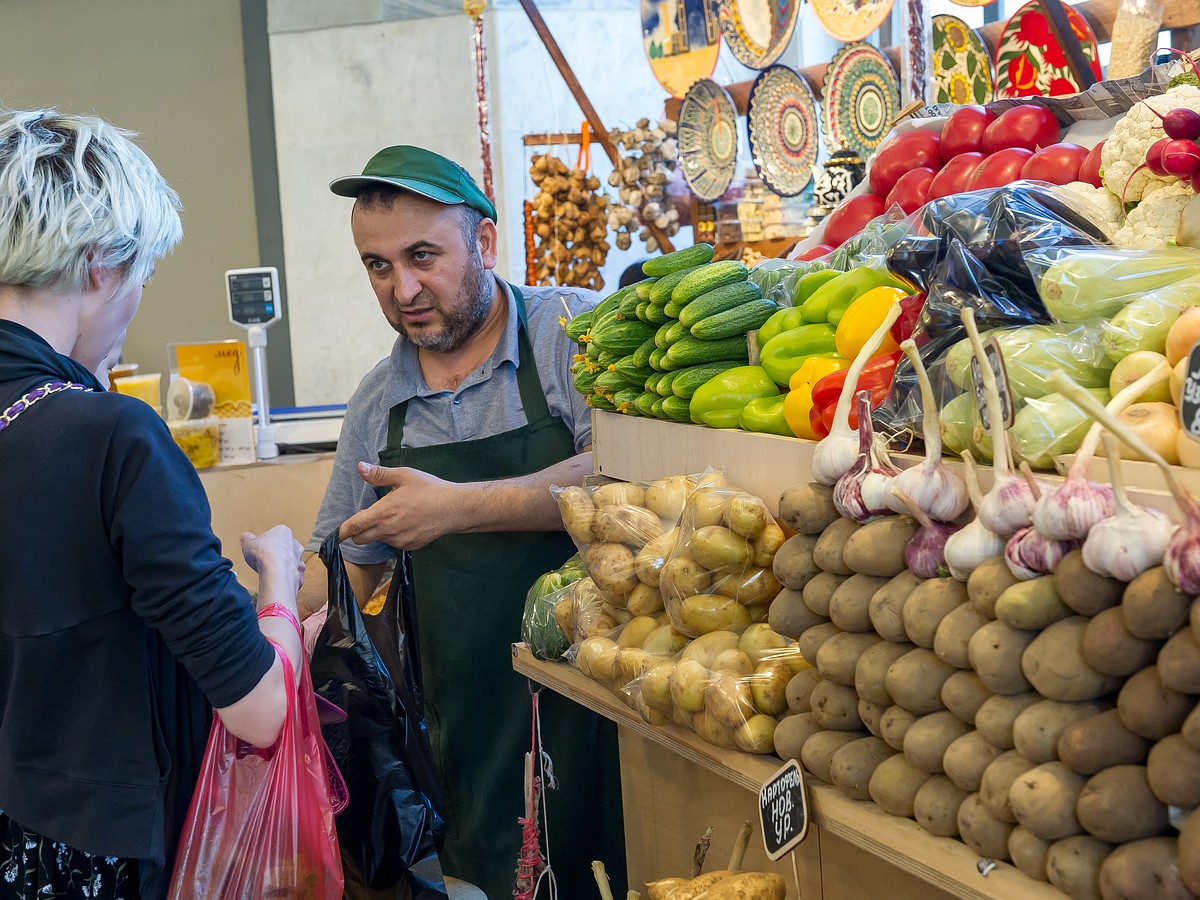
(1059, 710, 1151, 776)
(903, 711, 972, 774)
(679, 593, 752, 636)
(810, 679, 864, 731)
(553, 594, 575, 643)
(706, 672, 756, 729)
(858, 698, 887, 738)
(829, 573, 890, 632)
(979, 750, 1035, 823)
(689, 526, 751, 571)
(640, 660, 676, 712)
(975, 692, 1041, 751)
(797, 622, 842, 668)
(957, 792, 1014, 860)
(642, 623, 690, 657)
(1047, 835, 1111, 900)
(583, 541, 639, 595)
(703, 872, 786, 899)
(934, 601, 987, 669)
(1118, 665, 1193, 740)
(855, 640, 916, 707)
(968, 620, 1037, 694)
(802, 571, 848, 618)
(885, 648, 955, 715)
(869, 571, 924, 642)
(786, 668, 822, 714)
(801, 729, 864, 784)
(644, 475, 690, 520)
(1184, 703, 1200, 752)
(576, 635, 620, 684)
(994, 575, 1072, 631)
(735, 714, 778, 754)
(768, 589, 826, 640)
(624, 582, 661, 617)
(915, 775, 970, 838)
(711, 649, 754, 675)
(738, 623, 789, 667)
(725, 494, 772, 538)
(575, 599, 621, 640)
(1180, 807, 1200, 895)
(1077, 766, 1168, 844)
(772, 712, 824, 762)
(842, 516, 919, 577)
(688, 487, 729, 528)
(1147, 733, 1200, 808)
(943, 731, 1004, 793)
(749, 661, 793, 715)
(1024, 617, 1123, 702)
(673, 705, 695, 731)
(593, 504, 663, 546)
(769, 641, 809, 675)
(1054, 549, 1123, 617)
(1099, 837, 1191, 900)
(660, 556, 712, 607)
(968, 556, 1019, 620)
(1013, 699, 1111, 765)
(557, 485, 596, 544)
(941, 670, 994, 725)
(772, 533, 820, 590)
(617, 646, 660, 686)
(617, 615, 660, 649)
(1158, 626, 1200, 693)
(1082, 607, 1162, 677)
(880, 705, 920, 752)
(903, 577, 970, 648)
(869, 753, 933, 818)
(812, 517, 859, 575)
(682, 630, 741, 667)
(670, 658, 713, 713)
(692, 709, 736, 749)
(815, 631, 882, 686)
(828, 735, 895, 800)
(1122, 566, 1190, 640)
(715, 565, 781, 606)
(1009, 761, 1085, 841)
(1009, 826, 1052, 882)
(778, 482, 839, 535)
(592, 481, 644, 508)
(646, 878, 687, 900)
(634, 528, 679, 588)
(751, 522, 787, 568)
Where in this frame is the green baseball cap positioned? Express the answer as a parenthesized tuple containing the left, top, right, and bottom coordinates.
(329, 145, 497, 220)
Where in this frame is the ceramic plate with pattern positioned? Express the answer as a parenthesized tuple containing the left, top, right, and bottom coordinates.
(821, 43, 900, 158)
(747, 65, 820, 196)
(994, 0, 1102, 99)
(678, 79, 739, 201)
(642, 0, 723, 100)
(950, 0, 996, 7)
(810, 0, 894, 43)
(718, 0, 800, 70)
(933, 14, 994, 104)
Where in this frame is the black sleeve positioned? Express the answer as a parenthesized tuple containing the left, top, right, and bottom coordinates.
(101, 402, 275, 708)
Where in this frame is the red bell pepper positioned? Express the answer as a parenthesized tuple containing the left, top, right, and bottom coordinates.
(891, 292, 926, 345)
(808, 350, 902, 439)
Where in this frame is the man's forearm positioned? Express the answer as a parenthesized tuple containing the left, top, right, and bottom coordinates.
(454, 450, 591, 534)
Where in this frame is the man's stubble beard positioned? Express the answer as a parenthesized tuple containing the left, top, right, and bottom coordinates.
(393, 251, 493, 353)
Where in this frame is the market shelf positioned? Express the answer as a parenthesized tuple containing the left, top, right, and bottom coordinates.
(513, 644, 1063, 900)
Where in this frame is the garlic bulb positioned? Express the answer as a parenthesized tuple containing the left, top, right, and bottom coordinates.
(892, 486, 960, 579)
(944, 450, 1008, 581)
(1004, 526, 1078, 580)
(834, 392, 900, 523)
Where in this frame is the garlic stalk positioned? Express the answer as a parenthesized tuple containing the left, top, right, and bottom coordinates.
(886, 338, 969, 521)
(1081, 433, 1173, 581)
(891, 486, 961, 578)
(944, 450, 1008, 581)
(834, 391, 901, 523)
(812, 303, 903, 486)
(1033, 361, 1171, 540)
(1047, 370, 1200, 593)
(962, 307, 1036, 535)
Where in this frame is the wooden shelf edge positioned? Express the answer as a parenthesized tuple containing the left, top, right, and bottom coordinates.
(512, 645, 1063, 900)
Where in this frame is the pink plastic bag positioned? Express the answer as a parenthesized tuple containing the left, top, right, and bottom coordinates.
(168, 640, 344, 900)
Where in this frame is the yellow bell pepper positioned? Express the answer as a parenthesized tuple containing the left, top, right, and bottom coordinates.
(834, 285, 908, 361)
(783, 355, 849, 440)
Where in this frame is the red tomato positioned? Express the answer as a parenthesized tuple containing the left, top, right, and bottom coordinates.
(982, 105, 1061, 153)
(1078, 141, 1105, 188)
(1021, 142, 1089, 185)
(868, 131, 943, 198)
(969, 148, 1035, 190)
(795, 243, 835, 261)
(885, 167, 937, 214)
(927, 152, 986, 200)
(940, 106, 996, 162)
(822, 193, 887, 247)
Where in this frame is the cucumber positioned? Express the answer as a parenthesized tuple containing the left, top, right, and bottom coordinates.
(644, 372, 664, 393)
(641, 243, 715, 278)
(618, 288, 641, 318)
(613, 387, 642, 414)
(663, 298, 685, 318)
(661, 394, 693, 422)
(634, 278, 659, 301)
(654, 321, 676, 350)
(596, 350, 621, 368)
(661, 319, 691, 346)
(649, 346, 667, 371)
(690, 298, 779, 341)
(670, 361, 742, 399)
(650, 397, 667, 418)
(635, 301, 654, 324)
(590, 318, 658, 355)
(671, 260, 749, 306)
(594, 369, 638, 397)
(633, 390, 659, 417)
(586, 339, 603, 361)
(612, 357, 654, 386)
(644, 302, 669, 325)
(647, 264, 705, 306)
(678, 282, 763, 327)
(662, 335, 750, 370)
(655, 370, 681, 397)
(631, 337, 658, 369)
(564, 309, 594, 343)
(573, 368, 600, 394)
(591, 291, 624, 320)
(588, 393, 618, 412)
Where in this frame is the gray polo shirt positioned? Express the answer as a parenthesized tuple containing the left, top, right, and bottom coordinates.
(306, 276, 597, 565)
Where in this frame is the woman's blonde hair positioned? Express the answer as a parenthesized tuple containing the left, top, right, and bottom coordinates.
(0, 109, 182, 298)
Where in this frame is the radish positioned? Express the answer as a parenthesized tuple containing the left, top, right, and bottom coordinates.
(1161, 139, 1200, 178)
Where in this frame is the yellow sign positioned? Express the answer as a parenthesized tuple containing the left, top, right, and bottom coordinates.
(171, 341, 252, 419)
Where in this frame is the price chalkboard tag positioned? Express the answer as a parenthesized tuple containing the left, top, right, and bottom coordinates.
(970, 336, 1014, 432)
(1180, 343, 1200, 439)
(759, 759, 809, 861)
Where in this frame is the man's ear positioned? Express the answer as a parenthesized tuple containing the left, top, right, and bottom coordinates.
(478, 218, 499, 270)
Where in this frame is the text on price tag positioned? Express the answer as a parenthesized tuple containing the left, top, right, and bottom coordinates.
(1181, 343, 1200, 440)
(759, 759, 809, 861)
(970, 335, 1014, 432)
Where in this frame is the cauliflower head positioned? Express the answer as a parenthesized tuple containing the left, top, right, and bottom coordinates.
(1056, 181, 1126, 239)
(1102, 84, 1200, 202)
(1113, 180, 1195, 248)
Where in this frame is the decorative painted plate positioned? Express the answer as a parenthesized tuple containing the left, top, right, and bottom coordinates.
(994, 0, 1102, 99)
(747, 65, 820, 196)
(932, 14, 994, 105)
(642, 0, 723, 100)
(718, 0, 800, 70)
(950, 0, 996, 7)
(678, 79, 739, 202)
(822, 43, 900, 158)
(810, 0, 894, 43)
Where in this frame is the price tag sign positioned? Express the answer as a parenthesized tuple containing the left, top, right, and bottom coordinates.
(759, 759, 809, 861)
(1180, 343, 1200, 439)
(970, 336, 1014, 432)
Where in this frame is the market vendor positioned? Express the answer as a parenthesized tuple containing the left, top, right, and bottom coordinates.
(299, 145, 625, 897)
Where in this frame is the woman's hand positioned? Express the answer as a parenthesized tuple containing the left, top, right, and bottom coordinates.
(241, 526, 305, 591)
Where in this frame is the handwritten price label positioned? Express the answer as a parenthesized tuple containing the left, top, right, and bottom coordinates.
(759, 760, 809, 861)
(1181, 343, 1200, 441)
(970, 335, 1014, 432)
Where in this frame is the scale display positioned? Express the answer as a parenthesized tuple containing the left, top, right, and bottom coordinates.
(226, 267, 281, 327)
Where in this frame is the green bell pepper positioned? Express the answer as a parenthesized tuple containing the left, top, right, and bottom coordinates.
(799, 266, 910, 325)
(739, 395, 793, 436)
(756, 306, 807, 349)
(758, 323, 839, 386)
(792, 269, 842, 308)
(689, 365, 779, 429)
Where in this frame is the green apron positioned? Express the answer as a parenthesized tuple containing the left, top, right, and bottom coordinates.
(378, 285, 626, 899)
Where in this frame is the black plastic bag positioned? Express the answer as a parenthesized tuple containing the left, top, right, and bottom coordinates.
(311, 531, 447, 899)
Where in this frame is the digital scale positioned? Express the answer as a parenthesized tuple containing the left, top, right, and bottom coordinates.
(225, 267, 282, 460)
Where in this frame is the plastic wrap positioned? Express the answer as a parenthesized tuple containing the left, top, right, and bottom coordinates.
(1011, 388, 1111, 469)
(1107, 0, 1165, 81)
(519, 553, 586, 660)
